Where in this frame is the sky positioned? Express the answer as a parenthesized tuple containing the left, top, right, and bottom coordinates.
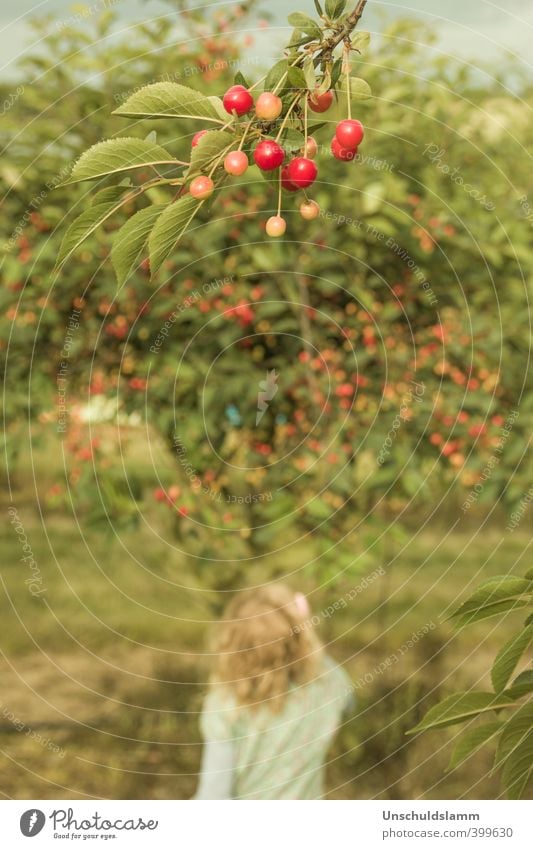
(1, 0, 532, 79)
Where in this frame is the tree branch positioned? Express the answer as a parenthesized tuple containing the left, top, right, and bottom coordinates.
(318, 0, 368, 64)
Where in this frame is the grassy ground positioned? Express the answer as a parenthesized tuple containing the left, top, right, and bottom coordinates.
(1, 442, 531, 800)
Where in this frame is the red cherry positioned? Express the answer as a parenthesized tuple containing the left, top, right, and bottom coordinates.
(335, 119, 364, 150)
(255, 92, 283, 121)
(191, 130, 208, 148)
(223, 84, 254, 116)
(331, 137, 357, 161)
(286, 157, 317, 189)
(281, 165, 299, 192)
(253, 139, 285, 171)
(189, 175, 214, 199)
(224, 150, 249, 176)
(265, 216, 286, 237)
(308, 89, 333, 113)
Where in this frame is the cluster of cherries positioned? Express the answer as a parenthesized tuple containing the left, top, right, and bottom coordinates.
(187, 84, 365, 237)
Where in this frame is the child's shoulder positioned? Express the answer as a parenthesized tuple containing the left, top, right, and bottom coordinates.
(200, 685, 238, 741)
(320, 653, 352, 695)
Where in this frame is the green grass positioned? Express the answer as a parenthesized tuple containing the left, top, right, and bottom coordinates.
(1, 451, 531, 800)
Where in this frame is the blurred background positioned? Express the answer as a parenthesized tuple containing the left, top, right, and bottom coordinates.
(1, 0, 532, 799)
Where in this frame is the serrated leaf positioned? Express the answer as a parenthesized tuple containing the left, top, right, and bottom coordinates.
(338, 76, 372, 101)
(350, 76, 372, 100)
(287, 66, 307, 89)
(113, 81, 226, 123)
(264, 60, 289, 92)
(287, 12, 321, 37)
(325, 0, 347, 19)
(505, 669, 533, 700)
(111, 203, 165, 286)
(63, 138, 176, 184)
(351, 30, 371, 52)
(55, 187, 130, 268)
(189, 130, 234, 175)
(492, 624, 533, 693)
(501, 734, 533, 799)
(448, 721, 502, 770)
(495, 702, 533, 768)
(407, 692, 516, 735)
(148, 195, 201, 275)
(451, 576, 533, 627)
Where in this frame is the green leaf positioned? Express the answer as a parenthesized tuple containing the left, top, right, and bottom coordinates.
(338, 76, 373, 101)
(451, 576, 533, 627)
(264, 60, 289, 92)
(313, 0, 323, 16)
(287, 66, 307, 89)
(407, 692, 516, 735)
(495, 702, 533, 767)
(331, 57, 343, 87)
(287, 12, 321, 37)
(63, 138, 176, 185)
(351, 30, 371, 52)
(505, 670, 533, 700)
(189, 130, 234, 175)
(113, 81, 226, 123)
(325, 0, 347, 19)
(111, 203, 165, 286)
(234, 71, 249, 88)
(148, 195, 201, 275)
(55, 187, 129, 268)
(491, 624, 533, 693)
(501, 734, 533, 799)
(281, 128, 305, 154)
(448, 721, 502, 770)
(303, 57, 316, 90)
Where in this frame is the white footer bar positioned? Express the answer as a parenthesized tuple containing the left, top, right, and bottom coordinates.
(1, 800, 530, 848)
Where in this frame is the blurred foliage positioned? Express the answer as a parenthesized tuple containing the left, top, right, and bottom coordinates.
(1, 2, 533, 566)
(410, 569, 533, 799)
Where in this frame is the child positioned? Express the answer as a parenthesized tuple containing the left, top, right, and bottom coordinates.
(194, 583, 353, 799)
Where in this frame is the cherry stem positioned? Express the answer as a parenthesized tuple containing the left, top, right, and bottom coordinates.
(304, 96, 308, 147)
(344, 48, 352, 120)
(274, 94, 300, 143)
(238, 119, 254, 151)
(277, 168, 282, 217)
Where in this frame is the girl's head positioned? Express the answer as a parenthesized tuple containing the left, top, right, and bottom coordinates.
(212, 583, 322, 712)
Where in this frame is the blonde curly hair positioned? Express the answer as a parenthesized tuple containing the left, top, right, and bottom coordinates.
(212, 583, 323, 712)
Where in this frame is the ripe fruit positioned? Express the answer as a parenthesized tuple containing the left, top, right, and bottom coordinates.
(255, 92, 283, 121)
(308, 89, 333, 113)
(253, 139, 285, 171)
(224, 150, 249, 176)
(281, 166, 299, 192)
(222, 84, 254, 116)
(335, 119, 364, 150)
(189, 175, 214, 199)
(191, 129, 208, 147)
(300, 200, 320, 220)
(266, 216, 286, 237)
(331, 137, 357, 161)
(301, 137, 318, 159)
(287, 157, 317, 189)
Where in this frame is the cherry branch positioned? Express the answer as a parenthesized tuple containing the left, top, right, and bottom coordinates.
(316, 0, 369, 65)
